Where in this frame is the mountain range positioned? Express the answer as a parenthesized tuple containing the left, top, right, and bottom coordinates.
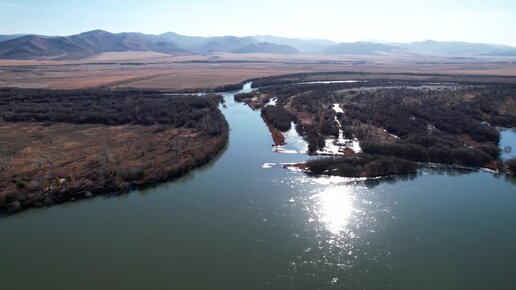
(0, 30, 515, 59)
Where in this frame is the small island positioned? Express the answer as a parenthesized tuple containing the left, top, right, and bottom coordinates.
(236, 73, 516, 177)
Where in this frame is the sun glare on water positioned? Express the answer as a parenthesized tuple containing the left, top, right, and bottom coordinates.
(312, 186, 356, 235)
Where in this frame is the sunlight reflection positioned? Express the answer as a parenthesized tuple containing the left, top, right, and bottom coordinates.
(313, 186, 356, 234)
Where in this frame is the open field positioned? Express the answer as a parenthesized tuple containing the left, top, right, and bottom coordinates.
(0, 52, 515, 90)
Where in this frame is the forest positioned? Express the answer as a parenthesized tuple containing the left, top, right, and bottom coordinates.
(240, 79, 516, 175)
(261, 105, 296, 131)
(306, 155, 418, 177)
(0, 88, 226, 136)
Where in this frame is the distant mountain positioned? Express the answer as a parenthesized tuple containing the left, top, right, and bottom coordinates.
(159, 32, 210, 51)
(159, 33, 257, 52)
(233, 42, 298, 54)
(398, 40, 516, 56)
(482, 49, 516, 56)
(0, 35, 87, 59)
(323, 42, 403, 55)
(200, 36, 256, 52)
(1, 29, 516, 59)
(253, 35, 335, 53)
(323, 40, 516, 56)
(0, 30, 186, 59)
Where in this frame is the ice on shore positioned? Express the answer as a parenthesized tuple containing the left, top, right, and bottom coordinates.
(315, 104, 362, 155)
(273, 122, 308, 154)
(262, 163, 277, 169)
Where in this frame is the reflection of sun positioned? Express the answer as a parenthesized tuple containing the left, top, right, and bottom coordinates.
(313, 186, 355, 234)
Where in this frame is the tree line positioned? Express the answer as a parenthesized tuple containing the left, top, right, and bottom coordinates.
(0, 88, 227, 136)
(306, 155, 418, 177)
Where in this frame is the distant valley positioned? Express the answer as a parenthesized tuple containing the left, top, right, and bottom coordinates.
(1, 30, 516, 60)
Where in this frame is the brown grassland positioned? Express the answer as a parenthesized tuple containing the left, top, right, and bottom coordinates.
(1, 52, 515, 90)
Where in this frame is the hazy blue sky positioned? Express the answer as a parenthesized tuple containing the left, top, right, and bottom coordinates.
(1, 0, 515, 45)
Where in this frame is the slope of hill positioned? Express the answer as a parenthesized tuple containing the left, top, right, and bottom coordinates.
(0, 35, 87, 59)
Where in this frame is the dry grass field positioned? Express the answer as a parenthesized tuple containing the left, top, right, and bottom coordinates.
(0, 122, 227, 211)
(1, 52, 515, 90)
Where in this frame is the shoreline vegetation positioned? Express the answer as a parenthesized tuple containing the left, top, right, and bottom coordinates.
(0, 88, 228, 213)
(284, 159, 512, 178)
(234, 73, 516, 178)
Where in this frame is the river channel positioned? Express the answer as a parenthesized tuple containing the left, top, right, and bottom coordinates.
(0, 83, 515, 290)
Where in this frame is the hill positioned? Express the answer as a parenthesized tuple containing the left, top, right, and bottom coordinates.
(0, 30, 186, 59)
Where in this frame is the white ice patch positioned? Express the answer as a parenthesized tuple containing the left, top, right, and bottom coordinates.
(262, 163, 277, 169)
(265, 97, 277, 107)
(383, 129, 400, 140)
(301, 80, 361, 85)
(273, 146, 299, 154)
(316, 138, 362, 156)
(272, 122, 309, 155)
(280, 163, 306, 173)
(283, 165, 305, 172)
(332, 103, 344, 114)
(315, 104, 362, 156)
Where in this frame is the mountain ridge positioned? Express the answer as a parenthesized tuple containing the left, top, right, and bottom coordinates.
(1, 30, 515, 59)
(0, 30, 187, 59)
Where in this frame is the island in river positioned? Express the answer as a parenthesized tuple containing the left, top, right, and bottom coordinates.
(0, 88, 228, 213)
(235, 72, 516, 177)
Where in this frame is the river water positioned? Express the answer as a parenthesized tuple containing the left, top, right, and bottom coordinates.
(0, 83, 515, 290)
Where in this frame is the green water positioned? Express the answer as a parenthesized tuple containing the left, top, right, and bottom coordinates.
(0, 84, 515, 290)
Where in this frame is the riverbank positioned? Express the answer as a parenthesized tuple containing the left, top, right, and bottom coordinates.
(264, 118, 286, 146)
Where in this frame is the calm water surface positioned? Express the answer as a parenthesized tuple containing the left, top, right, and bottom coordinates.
(0, 84, 515, 290)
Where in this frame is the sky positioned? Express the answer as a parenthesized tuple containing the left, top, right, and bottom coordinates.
(0, 0, 515, 46)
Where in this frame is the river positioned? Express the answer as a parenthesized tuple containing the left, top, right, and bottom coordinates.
(0, 83, 515, 290)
